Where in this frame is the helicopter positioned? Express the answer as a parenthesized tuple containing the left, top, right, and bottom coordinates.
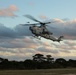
(20, 15, 64, 42)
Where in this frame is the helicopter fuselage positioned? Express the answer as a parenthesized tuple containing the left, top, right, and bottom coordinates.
(29, 25, 51, 37)
(21, 14, 63, 42)
(29, 25, 63, 42)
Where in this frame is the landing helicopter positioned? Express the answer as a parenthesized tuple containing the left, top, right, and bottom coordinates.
(20, 15, 64, 42)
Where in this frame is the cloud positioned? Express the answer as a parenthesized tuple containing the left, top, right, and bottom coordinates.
(0, 24, 17, 38)
(0, 36, 76, 61)
(0, 5, 18, 17)
(38, 15, 76, 40)
(52, 18, 64, 23)
(9, 5, 18, 11)
(0, 16, 76, 40)
(59, 49, 70, 53)
(36, 46, 59, 54)
(46, 18, 76, 40)
(39, 15, 47, 19)
(0, 18, 76, 60)
(0, 23, 33, 39)
(14, 25, 32, 36)
(0, 37, 41, 61)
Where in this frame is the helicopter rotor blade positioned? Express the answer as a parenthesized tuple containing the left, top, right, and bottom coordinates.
(39, 21, 56, 25)
(24, 15, 42, 23)
(43, 22, 51, 24)
(43, 20, 59, 26)
(46, 25, 57, 29)
(19, 23, 38, 26)
(43, 21, 57, 25)
(20, 24, 32, 26)
(24, 15, 58, 26)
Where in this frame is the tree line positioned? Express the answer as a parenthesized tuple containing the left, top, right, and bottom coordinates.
(0, 53, 76, 70)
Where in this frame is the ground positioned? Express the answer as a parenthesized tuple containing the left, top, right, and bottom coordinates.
(0, 68, 76, 75)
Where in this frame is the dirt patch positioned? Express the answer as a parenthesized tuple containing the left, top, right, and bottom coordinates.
(62, 74, 76, 75)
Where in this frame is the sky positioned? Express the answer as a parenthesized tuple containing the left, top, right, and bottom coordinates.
(0, 0, 76, 61)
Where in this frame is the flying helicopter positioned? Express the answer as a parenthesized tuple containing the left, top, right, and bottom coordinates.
(20, 15, 64, 42)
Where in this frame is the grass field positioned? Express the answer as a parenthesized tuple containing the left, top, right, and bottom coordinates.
(0, 68, 76, 75)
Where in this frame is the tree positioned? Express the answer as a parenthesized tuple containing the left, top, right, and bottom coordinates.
(67, 59, 76, 67)
(33, 53, 45, 62)
(24, 59, 35, 69)
(46, 55, 54, 63)
(55, 58, 67, 68)
(33, 53, 46, 69)
(0, 57, 4, 63)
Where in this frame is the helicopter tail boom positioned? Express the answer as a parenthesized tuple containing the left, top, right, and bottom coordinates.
(57, 36, 64, 42)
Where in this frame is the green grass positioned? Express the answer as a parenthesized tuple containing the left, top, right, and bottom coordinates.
(0, 68, 76, 75)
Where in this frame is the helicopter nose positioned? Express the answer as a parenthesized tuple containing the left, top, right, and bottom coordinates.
(50, 32, 53, 35)
(29, 27, 32, 30)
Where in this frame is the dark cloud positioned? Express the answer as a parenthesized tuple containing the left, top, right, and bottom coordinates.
(15, 25, 32, 36)
(0, 24, 32, 39)
(0, 41, 24, 48)
(47, 19, 76, 40)
(0, 24, 17, 38)
(0, 18, 76, 40)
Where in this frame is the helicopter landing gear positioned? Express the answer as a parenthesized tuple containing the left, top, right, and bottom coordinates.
(33, 35, 41, 40)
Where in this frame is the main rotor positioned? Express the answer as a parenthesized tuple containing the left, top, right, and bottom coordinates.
(20, 15, 57, 29)
(24, 15, 51, 26)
